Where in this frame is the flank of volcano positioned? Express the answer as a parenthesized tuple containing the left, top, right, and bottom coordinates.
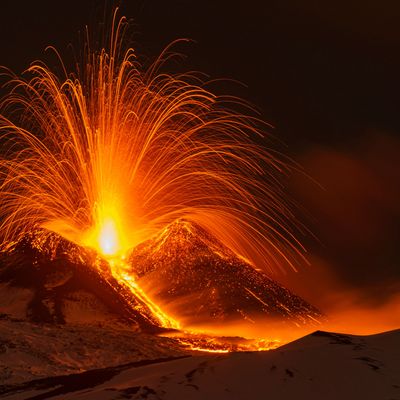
(0, 221, 322, 331)
(128, 219, 322, 327)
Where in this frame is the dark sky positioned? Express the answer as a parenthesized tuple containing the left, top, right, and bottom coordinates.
(1, 0, 399, 309)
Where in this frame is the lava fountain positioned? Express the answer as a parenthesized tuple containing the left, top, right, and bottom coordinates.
(0, 12, 312, 345)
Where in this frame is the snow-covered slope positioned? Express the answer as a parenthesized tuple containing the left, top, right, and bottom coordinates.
(0, 316, 185, 385)
(1, 329, 399, 400)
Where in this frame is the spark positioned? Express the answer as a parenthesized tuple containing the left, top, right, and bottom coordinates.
(0, 11, 304, 272)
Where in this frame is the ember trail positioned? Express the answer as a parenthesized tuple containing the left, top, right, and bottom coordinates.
(0, 12, 315, 349)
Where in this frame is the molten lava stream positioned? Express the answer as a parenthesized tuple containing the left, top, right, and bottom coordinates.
(110, 259, 180, 330)
(89, 215, 179, 329)
(169, 334, 281, 353)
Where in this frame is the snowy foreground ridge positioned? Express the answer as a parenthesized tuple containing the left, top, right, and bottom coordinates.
(1, 329, 399, 400)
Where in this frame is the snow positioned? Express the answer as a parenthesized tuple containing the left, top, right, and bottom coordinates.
(0, 316, 185, 385)
(1, 328, 398, 399)
(0, 285, 33, 319)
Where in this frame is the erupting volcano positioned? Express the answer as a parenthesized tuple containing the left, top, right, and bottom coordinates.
(0, 218, 321, 354)
(0, 13, 305, 271)
(0, 10, 322, 357)
(0, 4, 399, 399)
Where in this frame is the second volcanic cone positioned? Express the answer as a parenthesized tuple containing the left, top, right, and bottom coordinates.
(128, 219, 322, 327)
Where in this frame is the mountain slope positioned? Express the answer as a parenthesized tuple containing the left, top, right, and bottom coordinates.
(0, 231, 160, 331)
(0, 315, 186, 385)
(129, 219, 322, 326)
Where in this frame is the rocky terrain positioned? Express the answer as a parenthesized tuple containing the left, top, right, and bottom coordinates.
(129, 219, 322, 326)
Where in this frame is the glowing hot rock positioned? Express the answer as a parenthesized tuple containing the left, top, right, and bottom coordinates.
(83, 198, 132, 259)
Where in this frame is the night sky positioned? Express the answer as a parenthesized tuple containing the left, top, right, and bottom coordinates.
(1, 0, 399, 311)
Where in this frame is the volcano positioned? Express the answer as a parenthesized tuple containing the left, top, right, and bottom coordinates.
(0, 220, 324, 383)
(129, 219, 322, 326)
(0, 220, 322, 333)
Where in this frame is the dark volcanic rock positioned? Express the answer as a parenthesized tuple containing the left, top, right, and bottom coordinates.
(129, 219, 323, 326)
(0, 231, 160, 331)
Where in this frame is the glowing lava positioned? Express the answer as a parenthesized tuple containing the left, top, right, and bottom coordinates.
(88, 213, 181, 329)
(169, 333, 281, 353)
(0, 11, 305, 275)
(109, 259, 181, 330)
(98, 218, 119, 256)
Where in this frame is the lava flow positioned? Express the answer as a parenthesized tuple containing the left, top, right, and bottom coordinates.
(107, 257, 180, 330)
(0, 11, 317, 353)
(107, 258, 282, 353)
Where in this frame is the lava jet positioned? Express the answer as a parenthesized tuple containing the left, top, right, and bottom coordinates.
(0, 12, 321, 354)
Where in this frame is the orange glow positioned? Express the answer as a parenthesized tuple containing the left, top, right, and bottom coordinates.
(111, 259, 181, 329)
(0, 10, 310, 350)
(85, 205, 128, 257)
(0, 11, 304, 275)
(171, 333, 281, 353)
(98, 218, 119, 256)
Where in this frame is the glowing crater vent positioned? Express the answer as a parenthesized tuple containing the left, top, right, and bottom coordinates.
(84, 204, 131, 258)
(99, 218, 119, 256)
